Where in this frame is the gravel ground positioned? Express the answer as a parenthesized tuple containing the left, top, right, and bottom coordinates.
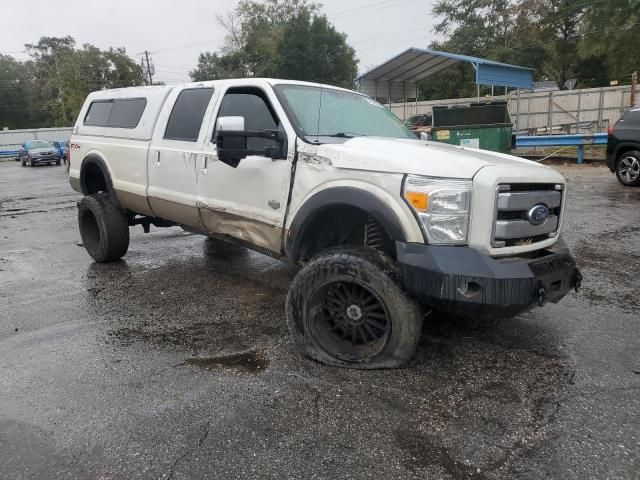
(0, 161, 638, 479)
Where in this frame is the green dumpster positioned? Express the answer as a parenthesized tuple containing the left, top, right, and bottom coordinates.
(431, 102, 513, 154)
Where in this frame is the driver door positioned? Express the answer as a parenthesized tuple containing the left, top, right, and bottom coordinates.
(196, 84, 294, 253)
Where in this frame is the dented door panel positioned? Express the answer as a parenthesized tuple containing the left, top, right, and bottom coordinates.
(196, 81, 296, 252)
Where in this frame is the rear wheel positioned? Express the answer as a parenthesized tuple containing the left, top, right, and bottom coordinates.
(616, 151, 640, 186)
(287, 247, 423, 369)
(77, 193, 130, 262)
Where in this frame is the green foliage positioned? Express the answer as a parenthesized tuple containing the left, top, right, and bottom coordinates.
(580, 0, 640, 82)
(424, 0, 640, 100)
(0, 55, 45, 129)
(0, 36, 143, 129)
(189, 0, 357, 88)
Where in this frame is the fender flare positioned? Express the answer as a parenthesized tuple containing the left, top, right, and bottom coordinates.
(613, 142, 640, 161)
(285, 186, 409, 262)
(80, 154, 114, 195)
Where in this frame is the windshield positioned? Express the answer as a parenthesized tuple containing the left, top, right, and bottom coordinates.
(28, 141, 52, 149)
(274, 84, 415, 142)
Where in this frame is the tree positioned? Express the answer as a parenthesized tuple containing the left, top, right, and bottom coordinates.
(190, 51, 247, 81)
(24, 36, 144, 126)
(0, 55, 45, 129)
(425, 0, 548, 99)
(539, 0, 590, 88)
(272, 11, 357, 87)
(190, 0, 358, 87)
(579, 0, 640, 83)
(431, 0, 546, 61)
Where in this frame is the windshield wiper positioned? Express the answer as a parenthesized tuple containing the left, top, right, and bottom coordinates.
(314, 132, 362, 138)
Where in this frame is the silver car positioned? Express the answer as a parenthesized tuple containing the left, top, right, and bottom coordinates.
(19, 140, 62, 167)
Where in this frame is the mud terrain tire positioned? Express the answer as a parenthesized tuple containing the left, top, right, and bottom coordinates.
(78, 193, 129, 262)
(287, 246, 423, 369)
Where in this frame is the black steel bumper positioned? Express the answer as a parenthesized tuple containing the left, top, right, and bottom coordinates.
(396, 239, 582, 318)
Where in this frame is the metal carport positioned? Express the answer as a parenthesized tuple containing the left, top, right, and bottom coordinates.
(355, 48, 534, 104)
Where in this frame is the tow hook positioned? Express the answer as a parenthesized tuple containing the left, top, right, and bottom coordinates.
(537, 287, 546, 307)
(574, 270, 583, 293)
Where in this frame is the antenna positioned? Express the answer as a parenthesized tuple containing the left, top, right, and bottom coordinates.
(314, 48, 327, 143)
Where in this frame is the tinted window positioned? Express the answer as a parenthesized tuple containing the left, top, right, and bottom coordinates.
(622, 109, 640, 125)
(108, 98, 146, 127)
(217, 92, 279, 151)
(84, 101, 113, 126)
(164, 88, 214, 141)
(84, 98, 146, 128)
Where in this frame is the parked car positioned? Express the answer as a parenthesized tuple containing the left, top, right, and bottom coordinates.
(18, 140, 62, 167)
(606, 107, 640, 186)
(404, 113, 432, 137)
(69, 79, 581, 369)
(52, 141, 69, 162)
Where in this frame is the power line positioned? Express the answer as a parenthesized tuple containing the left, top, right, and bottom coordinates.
(354, 18, 640, 57)
(479, 20, 640, 57)
(328, 0, 421, 19)
(147, 40, 221, 55)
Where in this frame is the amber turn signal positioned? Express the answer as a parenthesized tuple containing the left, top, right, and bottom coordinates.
(404, 191, 428, 212)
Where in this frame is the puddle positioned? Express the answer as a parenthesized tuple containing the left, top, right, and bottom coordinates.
(176, 350, 269, 373)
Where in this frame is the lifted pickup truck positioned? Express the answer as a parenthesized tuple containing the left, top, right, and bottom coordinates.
(69, 78, 581, 368)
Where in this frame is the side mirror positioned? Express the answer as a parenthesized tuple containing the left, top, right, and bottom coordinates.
(215, 115, 285, 168)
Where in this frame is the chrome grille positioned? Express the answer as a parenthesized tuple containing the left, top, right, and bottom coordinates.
(492, 184, 563, 248)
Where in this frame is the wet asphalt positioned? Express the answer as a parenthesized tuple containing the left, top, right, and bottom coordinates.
(0, 160, 638, 479)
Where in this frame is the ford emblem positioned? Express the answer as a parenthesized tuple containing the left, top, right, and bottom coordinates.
(528, 204, 550, 226)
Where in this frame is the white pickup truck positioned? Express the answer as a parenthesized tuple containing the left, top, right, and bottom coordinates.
(69, 78, 581, 368)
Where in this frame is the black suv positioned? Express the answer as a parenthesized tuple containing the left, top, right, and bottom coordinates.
(607, 108, 640, 186)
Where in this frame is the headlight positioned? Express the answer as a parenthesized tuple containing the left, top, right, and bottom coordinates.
(403, 175, 471, 244)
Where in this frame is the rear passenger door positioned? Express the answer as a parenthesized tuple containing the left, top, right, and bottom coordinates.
(148, 87, 215, 229)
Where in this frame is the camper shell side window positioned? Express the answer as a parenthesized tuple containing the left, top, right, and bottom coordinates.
(84, 98, 147, 128)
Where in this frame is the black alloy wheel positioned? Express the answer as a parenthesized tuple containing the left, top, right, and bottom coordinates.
(308, 280, 391, 361)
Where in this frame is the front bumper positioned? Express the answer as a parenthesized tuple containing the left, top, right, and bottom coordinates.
(32, 156, 60, 164)
(396, 238, 581, 318)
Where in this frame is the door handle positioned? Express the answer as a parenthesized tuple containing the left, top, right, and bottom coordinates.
(200, 155, 210, 174)
(154, 151, 161, 167)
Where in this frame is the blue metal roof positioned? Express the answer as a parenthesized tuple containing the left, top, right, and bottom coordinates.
(356, 48, 534, 98)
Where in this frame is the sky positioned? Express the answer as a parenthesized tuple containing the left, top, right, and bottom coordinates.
(0, 0, 439, 84)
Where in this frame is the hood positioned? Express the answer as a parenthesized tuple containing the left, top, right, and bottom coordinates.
(30, 147, 56, 154)
(315, 137, 545, 179)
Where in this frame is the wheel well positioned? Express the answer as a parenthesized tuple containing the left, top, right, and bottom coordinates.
(292, 205, 396, 263)
(81, 160, 110, 195)
(616, 146, 640, 162)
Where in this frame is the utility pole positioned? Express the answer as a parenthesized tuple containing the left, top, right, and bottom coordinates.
(631, 71, 638, 107)
(143, 51, 154, 86)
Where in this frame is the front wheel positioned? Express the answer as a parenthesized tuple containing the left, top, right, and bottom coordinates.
(286, 247, 423, 369)
(616, 151, 640, 186)
(78, 193, 130, 262)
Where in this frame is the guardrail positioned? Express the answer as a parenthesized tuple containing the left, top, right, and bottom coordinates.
(515, 133, 608, 164)
(0, 150, 19, 159)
